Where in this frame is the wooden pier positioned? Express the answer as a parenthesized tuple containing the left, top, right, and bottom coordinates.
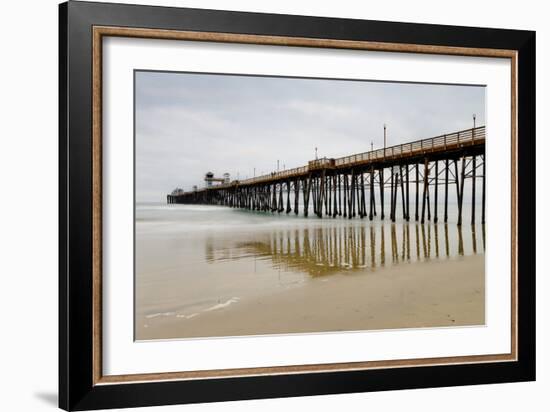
(168, 126, 486, 226)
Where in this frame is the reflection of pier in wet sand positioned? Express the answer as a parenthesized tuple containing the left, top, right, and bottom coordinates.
(206, 223, 484, 277)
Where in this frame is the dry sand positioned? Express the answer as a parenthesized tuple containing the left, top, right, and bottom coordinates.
(137, 254, 484, 340)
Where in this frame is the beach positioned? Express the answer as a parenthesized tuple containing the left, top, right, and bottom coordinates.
(138, 254, 484, 339)
(135, 203, 485, 340)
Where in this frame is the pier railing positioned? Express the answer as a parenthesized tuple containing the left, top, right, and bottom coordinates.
(334, 126, 485, 166)
(197, 126, 485, 190)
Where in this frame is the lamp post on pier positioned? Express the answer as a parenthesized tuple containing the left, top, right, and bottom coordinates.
(383, 124, 387, 158)
(472, 114, 477, 143)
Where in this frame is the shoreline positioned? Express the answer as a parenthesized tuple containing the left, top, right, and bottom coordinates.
(136, 254, 484, 340)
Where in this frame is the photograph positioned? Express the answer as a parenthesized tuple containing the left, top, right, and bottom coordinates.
(135, 71, 486, 340)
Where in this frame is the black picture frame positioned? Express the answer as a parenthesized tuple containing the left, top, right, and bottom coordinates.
(59, 1, 536, 410)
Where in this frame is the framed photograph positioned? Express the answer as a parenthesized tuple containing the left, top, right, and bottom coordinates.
(59, 1, 535, 410)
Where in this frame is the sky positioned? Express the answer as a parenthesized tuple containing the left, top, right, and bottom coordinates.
(135, 71, 485, 202)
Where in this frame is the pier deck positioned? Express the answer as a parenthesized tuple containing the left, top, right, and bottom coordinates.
(168, 126, 486, 225)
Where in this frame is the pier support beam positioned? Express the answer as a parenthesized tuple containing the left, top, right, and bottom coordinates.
(454, 159, 460, 208)
(271, 183, 277, 212)
(444, 159, 449, 223)
(434, 160, 439, 223)
(327, 175, 331, 216)
(343, 173, 348, 218)
(369, 167, 374, 220)
(304, 175, 312, 217)
(471, 155, 476, 225)
(457, 156, 466, 226)
(415, 163, 419, 221)
(326, 176, 330, 217)
(314, 176, 319, 217)
(392, 170, 399, 223)
(294, 179, 299, 215)
(405, 164, 410, 221)
(350, 169, 356, 219)
(360, 172, 366, 218)
(421, 158, 428, 224)
(379, 169, 385, 220)
(338, 174, 342, 216)
(278, 183, 284, 213)
(399, 166, 405, 220)
(286, 180, 291, 214)
(482, 155, 486, 225)
(426, 166, 431, 221)
(356, 173, 361, 218)
(373, 174, 377, 217)
(318, 170, 326, 218)
(390, 169, 395, 221)
(333, 175, 338, 218)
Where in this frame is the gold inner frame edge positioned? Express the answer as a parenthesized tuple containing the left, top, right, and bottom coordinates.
(91, 25, 518, 386)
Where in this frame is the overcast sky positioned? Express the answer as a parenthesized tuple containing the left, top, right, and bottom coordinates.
(135, 71, 485, 202)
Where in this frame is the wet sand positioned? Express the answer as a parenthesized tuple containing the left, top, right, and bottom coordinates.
(137, 254, 484, 340)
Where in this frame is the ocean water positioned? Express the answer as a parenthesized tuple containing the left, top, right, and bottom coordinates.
(135, 201, 485, 338)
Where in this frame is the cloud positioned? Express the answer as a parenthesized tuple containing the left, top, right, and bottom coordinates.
(135, 71, 485, 202)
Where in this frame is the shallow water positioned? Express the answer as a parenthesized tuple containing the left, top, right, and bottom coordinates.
(135, 202, 485, 339)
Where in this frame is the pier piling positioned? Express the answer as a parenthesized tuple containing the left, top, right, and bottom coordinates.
(434, 160, 439, 223)
(444, 159, 449, 223)
(482, 155, 486, 225)
(471, 155, 476, 225)
(415, 163, 419, 221)
(380, 169, 385, 220)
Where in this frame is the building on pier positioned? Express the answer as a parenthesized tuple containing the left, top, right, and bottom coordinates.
(204, 171, 231, 187)
(170, 188, 184, 196)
